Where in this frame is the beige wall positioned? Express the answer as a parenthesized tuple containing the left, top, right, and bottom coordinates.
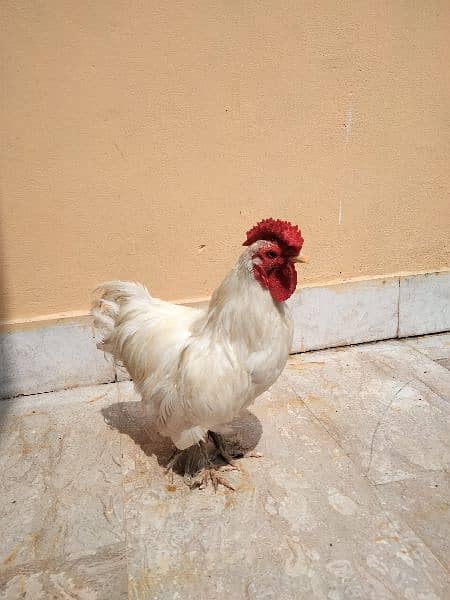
(1, 1, 449, 322)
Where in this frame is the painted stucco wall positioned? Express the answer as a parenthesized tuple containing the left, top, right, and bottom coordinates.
(1, 1, 449, 322)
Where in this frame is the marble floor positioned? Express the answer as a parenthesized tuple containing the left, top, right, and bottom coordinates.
(0, 334, 449, 599)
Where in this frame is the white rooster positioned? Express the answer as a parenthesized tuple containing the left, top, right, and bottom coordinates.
(92, 218, 305, 489)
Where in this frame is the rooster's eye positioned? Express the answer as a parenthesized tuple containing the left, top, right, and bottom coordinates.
(266, 251, 277, 259)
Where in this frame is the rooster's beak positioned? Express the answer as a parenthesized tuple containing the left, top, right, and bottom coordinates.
(292, 255, 308, 264)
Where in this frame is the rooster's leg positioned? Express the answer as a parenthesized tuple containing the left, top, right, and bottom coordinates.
(208, 431, 263, 466)
(165, 448, 183, 483)
(208, 431, 240, 469)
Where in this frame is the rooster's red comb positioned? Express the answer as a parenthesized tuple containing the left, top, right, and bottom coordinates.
(243, 218, 304, 256)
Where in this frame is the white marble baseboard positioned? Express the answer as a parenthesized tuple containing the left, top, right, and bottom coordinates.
(399, 271, 450, 337)
(1, 269, 449, 399)
(0, 321, 115, 400)
(287, 277, 400, 353)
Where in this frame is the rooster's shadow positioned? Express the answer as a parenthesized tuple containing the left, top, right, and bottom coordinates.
(101, 397, 263, 476)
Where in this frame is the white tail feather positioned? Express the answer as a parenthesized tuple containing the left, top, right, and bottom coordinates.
(91, 281, 151, 351)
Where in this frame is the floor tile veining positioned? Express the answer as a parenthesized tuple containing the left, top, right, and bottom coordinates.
(1, 334, 449, 599)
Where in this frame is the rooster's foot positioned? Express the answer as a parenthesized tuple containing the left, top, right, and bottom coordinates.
(194, 468, 235, 492)
(188, 440, 235, 492)
(243, 450, 264, 459)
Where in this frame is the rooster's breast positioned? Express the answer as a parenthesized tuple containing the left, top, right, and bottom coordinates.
(244, 306, 293, 401)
